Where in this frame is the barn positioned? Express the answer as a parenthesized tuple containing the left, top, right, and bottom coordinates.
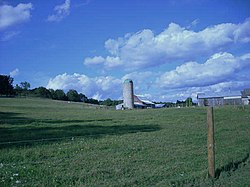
(134, 95, 155, 109)
(116, 95, 156, 110)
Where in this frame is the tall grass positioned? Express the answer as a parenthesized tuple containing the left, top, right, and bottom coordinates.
(0, 98, 249, 186)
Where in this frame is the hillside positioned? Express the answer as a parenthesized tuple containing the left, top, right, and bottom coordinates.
(0, 97, 249, 186)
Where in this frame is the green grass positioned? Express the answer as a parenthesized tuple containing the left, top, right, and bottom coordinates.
(0, 97, 249, 186)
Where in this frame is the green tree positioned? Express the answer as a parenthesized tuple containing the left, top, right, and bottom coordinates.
(49, 89, 56, 99)
(14, 84, 23, 96)
(14, 81, 31, 96)
(101, 98, 113, 106)
(79, 93, 88, 102)
(32, 87, 52, 98)
(0, 75, 14, 96)
(67, 89, 80, 102)
(20, 81, 30, 90)
(55, 89, 67, 100)
(87, 98, 99, 105)
(185, 97, 193, 107)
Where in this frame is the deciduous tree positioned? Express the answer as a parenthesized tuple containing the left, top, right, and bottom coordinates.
(67, 89, 80, 102)
(0, 75, 14, 96)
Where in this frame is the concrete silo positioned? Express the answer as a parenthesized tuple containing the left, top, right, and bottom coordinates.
(123, 79, 134, 109)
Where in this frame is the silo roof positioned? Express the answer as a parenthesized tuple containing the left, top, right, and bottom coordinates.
(124, 79, 133, 83)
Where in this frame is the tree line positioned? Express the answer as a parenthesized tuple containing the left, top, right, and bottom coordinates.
(0, 75, 122, 106)
(154, 98, 195, 107)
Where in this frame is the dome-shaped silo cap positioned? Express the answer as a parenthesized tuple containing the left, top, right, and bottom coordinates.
(124, 79, 133, 84)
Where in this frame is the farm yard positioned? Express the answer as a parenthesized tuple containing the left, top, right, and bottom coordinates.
(0, 98, 249, 186)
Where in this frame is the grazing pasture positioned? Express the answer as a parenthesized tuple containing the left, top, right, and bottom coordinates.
(0, 98, 249, 186)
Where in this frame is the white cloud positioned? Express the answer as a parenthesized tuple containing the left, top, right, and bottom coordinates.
(9, 68, 19, 77)
(157, 52, 250, 89)
(157, 79, 250, 103)
(84, 56, 123, 68)
(122, 71, 154, 83)
(84, 56, 105, 65)
(208, 81, 249, 94)
(46, 53, 250, 101)
(84, 19, 250, 70)
(46, 73, 122, 100)
(104, 56, 123, 68)
(122, 71, 155, 93)
(0, 3, 33, 30)
(47, 0, 71, 22)
(46, 72, 158, 101)
(233, 18, 250, 43)
(87, 51, 250, 102)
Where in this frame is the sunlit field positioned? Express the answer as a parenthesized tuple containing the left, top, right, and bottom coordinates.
(0, 98, 249, 186)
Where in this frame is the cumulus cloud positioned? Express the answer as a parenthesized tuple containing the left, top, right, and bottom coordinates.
(122, 71, 154, 83)
(176, 81, 249, 103)
(9, 68, 19, 77)
(122, 71, 156, 93)
(46, 72, 158, 100)
(233, 19, 250, 43)
(0, 3, 33, 30)
(105, 56, 124, 68)
(47, 0, 71, 22)
(157, 52, 250, 89)
(84, 56, 105, 65)
(140, 78, 248, 102)
(46, 51, 250, 102)
(84, 19, 250, 70)
(46, 73, 122, 100)
(84, 56, 123, 68)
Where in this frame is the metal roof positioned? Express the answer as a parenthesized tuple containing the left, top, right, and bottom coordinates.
(197, 95, 223, 99)
(134, 102, 146, 106)
(198, 95, 242, 99)
(224, 96, 242, 99)
(135, 95, 155, 105)
(197, 92, 242, 99)
(155, 104, 165, 108)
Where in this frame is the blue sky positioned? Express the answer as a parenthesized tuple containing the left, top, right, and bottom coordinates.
(1, 0, 250, 102)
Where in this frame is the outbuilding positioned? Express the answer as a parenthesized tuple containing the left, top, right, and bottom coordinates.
(197, 92, 249, 107)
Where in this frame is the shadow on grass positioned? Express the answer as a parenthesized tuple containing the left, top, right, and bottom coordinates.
(215, 153, 249, 179)
(0, 111, 35, 125)
(0, 112, 113, 126)
(0, 112, 161, 148)
(45, 119, 113, 124)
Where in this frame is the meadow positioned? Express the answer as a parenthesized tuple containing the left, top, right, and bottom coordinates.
(0, 98, 249, 186)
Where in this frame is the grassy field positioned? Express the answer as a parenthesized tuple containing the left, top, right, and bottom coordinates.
(0, 98, 249, 186)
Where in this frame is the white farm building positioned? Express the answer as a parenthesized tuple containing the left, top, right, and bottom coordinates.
(197, 89, 250, 107)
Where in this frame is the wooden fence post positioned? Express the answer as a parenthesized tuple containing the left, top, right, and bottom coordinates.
(207, 106, 215, 178)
